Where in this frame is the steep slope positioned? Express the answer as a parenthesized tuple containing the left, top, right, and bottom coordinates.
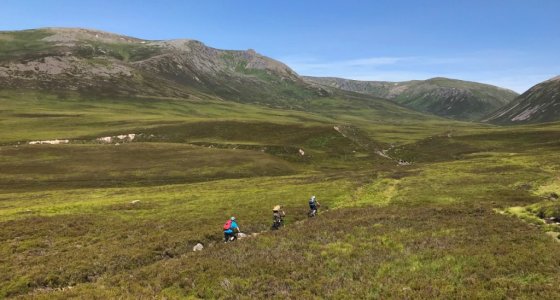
(304, 76, 518, 121)
(484, 76, 560, 124)
(0, 28, 327, 107)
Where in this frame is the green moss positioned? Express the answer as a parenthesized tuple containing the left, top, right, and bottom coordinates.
(75, 41, 161, 62)
(503, 206, 544, 225)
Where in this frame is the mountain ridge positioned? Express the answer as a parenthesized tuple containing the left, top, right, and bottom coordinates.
(304, 76, 519, 121)
(0, 27, 326, 106)
(1, 27, 532, 124)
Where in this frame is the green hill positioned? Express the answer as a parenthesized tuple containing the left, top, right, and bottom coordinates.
(304, 76, 518, 121)
(0, 28, 328, 107)
(484, 76, 560, 124)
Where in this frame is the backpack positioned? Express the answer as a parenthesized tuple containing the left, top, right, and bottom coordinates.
(223, 219, 232, 230)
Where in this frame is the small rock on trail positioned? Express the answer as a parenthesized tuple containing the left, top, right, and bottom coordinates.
(193, 243, 204, 251)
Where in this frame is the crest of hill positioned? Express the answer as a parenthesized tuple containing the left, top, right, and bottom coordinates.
(304, 76, 519, 121)
(484, 75, 560, 124)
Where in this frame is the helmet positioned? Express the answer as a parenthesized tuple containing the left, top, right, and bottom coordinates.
(311, 195, 316, 201)
(273, 205, 281, 211)
(230, 216, 236, 221)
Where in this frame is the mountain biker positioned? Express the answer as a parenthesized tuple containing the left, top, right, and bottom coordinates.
(272, 205, 285, 230)
(223, 216, 240, 242)
(308, 195, 320, 217)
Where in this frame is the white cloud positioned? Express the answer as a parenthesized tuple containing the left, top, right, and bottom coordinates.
(343, 57, 408, 66)
(284, 56, 410, 74)
(280, 53, 557, 93)
(282, 55, 472, 76)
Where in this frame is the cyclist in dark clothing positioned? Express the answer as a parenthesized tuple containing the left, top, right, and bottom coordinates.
(308, 195, 320, 217)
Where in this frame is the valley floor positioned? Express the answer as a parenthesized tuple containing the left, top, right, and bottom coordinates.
(1, 91, 560, 299)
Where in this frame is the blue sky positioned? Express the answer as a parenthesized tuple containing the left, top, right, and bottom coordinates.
(1, 0, 559, 93)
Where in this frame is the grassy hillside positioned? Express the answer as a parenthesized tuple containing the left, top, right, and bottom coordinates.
(0, 88, 471, 146)
(1, 88, 560, 298)
(485, 76, 560, 124)
(0, 28, 326, 108)
(305, 76, 518, 121)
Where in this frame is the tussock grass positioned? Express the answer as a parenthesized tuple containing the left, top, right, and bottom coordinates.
(0, 143, 298, 191)
(0, 90, 333, 143)
(30, 205, 560, 299)
(0, 175, 356, 297)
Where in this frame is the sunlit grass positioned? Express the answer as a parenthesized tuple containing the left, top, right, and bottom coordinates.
(2, 90, 560, 298)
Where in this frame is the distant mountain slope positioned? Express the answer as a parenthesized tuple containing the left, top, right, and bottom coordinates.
(484, 76, 560, 124)
(304, 76, 518, 121)
(0, 28, 328, 107)
(0, 27, 451, 133)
